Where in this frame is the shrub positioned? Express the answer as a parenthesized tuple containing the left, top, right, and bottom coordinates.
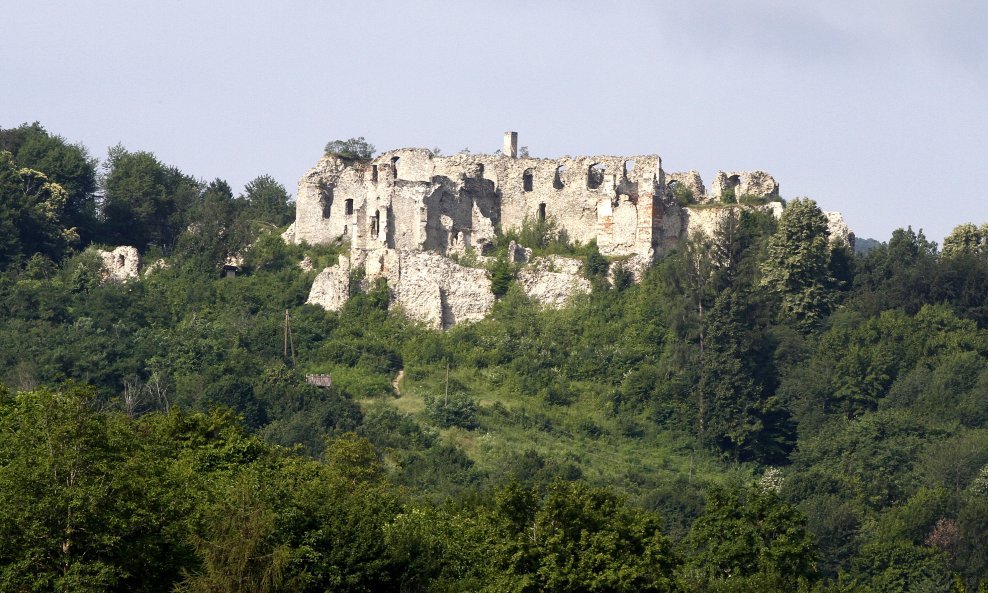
(324, 137, 375, 160)
(426, 391, 478, 429)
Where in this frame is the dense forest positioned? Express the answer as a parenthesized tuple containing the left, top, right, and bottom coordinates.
(2, 122, 988, 592)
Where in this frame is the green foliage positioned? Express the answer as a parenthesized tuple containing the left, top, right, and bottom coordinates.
(760, 198, 836, 330)
(680, 483, 817, 590)
(670, 183, 695, 206)
(487, 255, 516, 298)
(324, 137, 375, 160)
(100, 145, 201, 250)
(241, 174, 293, 226)
(426, 390, 478, 429)
(0, 151, 79, 269)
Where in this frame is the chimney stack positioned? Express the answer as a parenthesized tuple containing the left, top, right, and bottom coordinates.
(503, 131, 518, 158)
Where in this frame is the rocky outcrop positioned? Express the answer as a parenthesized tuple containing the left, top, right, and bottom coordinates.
(98, 246, 140, 283)
(391, 251, 494, 329)
(824, 211, 855, 248)
(517, 256, 591, 307)
(307, 257, 352, 311)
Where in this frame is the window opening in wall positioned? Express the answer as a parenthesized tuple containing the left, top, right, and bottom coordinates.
(587, 163, 605, 189)
(523, 169, 534, 192)
(371, 165, 378, 182)
(343, 225, 348, 236)
(391, 157, 401, 178)
(553, 165, 567, 189)
(538, 203, 546, 222)
(477, 163, 485, 177)
(345, 199, 354, 216)
(371, 211, 380, 239)
(117, 254, 125, 266)
(624, 160, 635, 176)
(320, 185, 333, 218)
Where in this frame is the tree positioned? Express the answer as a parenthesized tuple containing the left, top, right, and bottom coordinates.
(698, 287, 790, 462)
(942, 223, 988, 258)
(760, 198, 836, 330)
(485, 480, 680, 593)
(0, 386, 193, 592)
(241, 175, 293, 226)
(1, 123, 99, 243)
(680, 484, 817, 590)
(100, 146, 201, 250)
(0, 151, 79, 269)
(324, 137, 375, 160)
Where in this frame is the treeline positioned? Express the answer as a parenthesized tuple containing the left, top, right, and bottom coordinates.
(2, 122, 988, 591)
(0, 385, 815, 593)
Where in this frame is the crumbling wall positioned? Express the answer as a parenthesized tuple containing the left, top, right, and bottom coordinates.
(292, 150, 665, 263)
(709, 171, 779, 201)
(292, 138, 853, 329)
(665, 171, 706, 203)
(517, 256, 592, 307)
(98, 246, 140, 283)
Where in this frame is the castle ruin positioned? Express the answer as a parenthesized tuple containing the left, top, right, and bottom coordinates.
(286, 133, 848, 328)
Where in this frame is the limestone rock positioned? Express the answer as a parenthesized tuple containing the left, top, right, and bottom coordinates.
(143, 258, 168, 277)
(517, 256, 591, 308)
(98, 246, 140, 283)
(298, 255, 314, 272)
(391, 251, 494, 329)
(824, 211, 855, 248)
(307, 256, 351, 311)
(709, 171, 779, 201)
(281, 222, 296, 244)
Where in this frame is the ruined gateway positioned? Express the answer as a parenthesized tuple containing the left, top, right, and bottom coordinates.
(286, 133, 852, 329)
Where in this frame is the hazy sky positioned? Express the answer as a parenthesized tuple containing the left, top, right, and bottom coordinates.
(3, 0, 985, 242)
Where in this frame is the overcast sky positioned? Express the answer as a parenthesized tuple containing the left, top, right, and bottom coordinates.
(3, 0, 985, 243)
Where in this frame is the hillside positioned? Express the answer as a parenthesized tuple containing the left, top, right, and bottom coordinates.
(2, 123, 988, 592)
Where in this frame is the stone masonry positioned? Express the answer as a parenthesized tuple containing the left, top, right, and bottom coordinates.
(295, 132, 852, 328)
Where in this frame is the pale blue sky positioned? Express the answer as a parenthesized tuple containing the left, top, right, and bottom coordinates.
(3, 0, 985, 242)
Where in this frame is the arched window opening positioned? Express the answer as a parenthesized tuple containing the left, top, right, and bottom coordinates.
(587, 163, 606, 189)
(523, 169, 534, 192)
(553, 165, 568, 190)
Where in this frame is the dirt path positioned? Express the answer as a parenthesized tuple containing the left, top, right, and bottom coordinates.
(392, 368, 404, 396)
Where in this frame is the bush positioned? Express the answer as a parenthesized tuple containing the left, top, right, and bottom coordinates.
(426, 391, 478, 429)
(324, 137, 375, 160)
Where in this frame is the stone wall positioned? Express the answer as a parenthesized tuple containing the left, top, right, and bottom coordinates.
(294, 136, 853, 328)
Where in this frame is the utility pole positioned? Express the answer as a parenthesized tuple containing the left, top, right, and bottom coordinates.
(444, 359, 450, 406)
(283, 310, 296, 368)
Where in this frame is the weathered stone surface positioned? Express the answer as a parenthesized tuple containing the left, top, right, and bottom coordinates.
(517, 256, 591, 308)
(143, 258, 168, 277)
(390, 251, 494, 330)
(298, 255, 314, 272)
(686, 203, 854, 249)
(98, 246, 140, 283)
(824, 211, 855, 249)
(709, 171, 779, 201)
(292, 134, 852, 327)
(665, 171, 706, 202)
(307, 256, 351, 311)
